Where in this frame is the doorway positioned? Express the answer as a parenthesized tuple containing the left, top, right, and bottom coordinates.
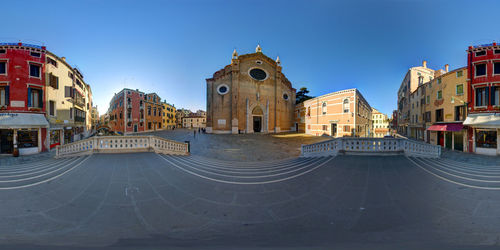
(295, 123, 298, 132)
(133, 124, 138, 133)
(437, 131, 444, 147)
(0, 129, 13, 154)
(331, 123, 337, 137)
(253, 116, 262, 132)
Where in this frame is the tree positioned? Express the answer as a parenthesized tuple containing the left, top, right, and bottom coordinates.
(296, 87, 313, 104)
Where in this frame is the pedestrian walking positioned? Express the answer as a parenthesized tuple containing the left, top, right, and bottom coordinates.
(193, 130, 196, 138)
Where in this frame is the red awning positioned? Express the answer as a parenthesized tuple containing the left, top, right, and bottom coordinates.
(427, 123, 463, 132)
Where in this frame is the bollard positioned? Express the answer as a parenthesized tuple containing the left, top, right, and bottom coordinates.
(184, 140, 190, 153)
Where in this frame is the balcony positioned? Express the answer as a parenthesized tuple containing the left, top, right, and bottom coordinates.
(75, 116, 86, 123)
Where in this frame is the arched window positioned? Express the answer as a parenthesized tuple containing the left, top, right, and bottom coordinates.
(322, 102, 327, 115)
(343, 99, 350, 113)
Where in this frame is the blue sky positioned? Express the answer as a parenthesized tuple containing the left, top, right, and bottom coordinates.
(2, 0, 499, 115)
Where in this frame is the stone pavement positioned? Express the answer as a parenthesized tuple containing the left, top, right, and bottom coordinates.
(0, 150, 55, 167)
(134, 129, 331, 162)
(0, 153, 499, 249)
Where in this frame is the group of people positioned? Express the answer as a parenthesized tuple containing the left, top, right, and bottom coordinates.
(193, 127, 206, 137)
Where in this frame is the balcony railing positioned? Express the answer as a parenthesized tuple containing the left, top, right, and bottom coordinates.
(56, 135, 189, 158)
(301, 137, 441, 158)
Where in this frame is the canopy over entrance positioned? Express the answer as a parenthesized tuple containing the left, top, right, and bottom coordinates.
(0, 113, 49, 129)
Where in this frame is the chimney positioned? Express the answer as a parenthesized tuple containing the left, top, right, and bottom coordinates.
(445, 64, 449, 72)
(61, 57, 66, 61)
(422, 60, 427, 68)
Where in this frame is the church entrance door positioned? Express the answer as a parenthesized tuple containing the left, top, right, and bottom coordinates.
(253, 116, 262, 133)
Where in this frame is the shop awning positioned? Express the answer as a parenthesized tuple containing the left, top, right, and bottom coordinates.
(427, 123, 463, 132)
(463, 113, 500, 128)
(0, 113, 49, 129)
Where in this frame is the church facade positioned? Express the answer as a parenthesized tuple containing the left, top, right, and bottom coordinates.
(206, 46, 296, 134)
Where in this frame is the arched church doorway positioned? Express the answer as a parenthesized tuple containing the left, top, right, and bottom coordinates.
(252, 106, 263, 133)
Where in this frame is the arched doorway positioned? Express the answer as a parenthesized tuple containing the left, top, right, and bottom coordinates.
(252, 106, 263, 132)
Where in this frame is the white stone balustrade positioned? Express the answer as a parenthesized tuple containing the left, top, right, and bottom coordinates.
(56, 136, 189, 158)
(301, 137, 441, 158)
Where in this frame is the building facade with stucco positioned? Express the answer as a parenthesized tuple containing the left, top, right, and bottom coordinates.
(206, 45, 296, 134)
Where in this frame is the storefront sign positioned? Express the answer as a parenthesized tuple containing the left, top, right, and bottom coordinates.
(10, 101, 25, 107)
(0, 113, 18, 117)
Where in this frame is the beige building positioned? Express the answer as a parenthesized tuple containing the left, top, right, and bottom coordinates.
(372, 108, 389, 137)
(299, 88, 372, 137)
(423, 67, 468, 151)
(397, 61, 437, 137)
(45, 53, 91, 149)
(206, 45, 296, 134)
(183, 116, 206, 128)
(90, 106, 99, 131)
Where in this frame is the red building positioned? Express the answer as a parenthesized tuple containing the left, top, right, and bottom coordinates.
(0, 42, 49, 155)
(108, 88, 146, 134)
(464, 43, 500, 155)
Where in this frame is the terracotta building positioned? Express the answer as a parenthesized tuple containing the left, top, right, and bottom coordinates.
(108, 88, 146, 134)
(299, 88, 372, 137)
(464, 43, 500, 155)
(206, 45, 296, 134)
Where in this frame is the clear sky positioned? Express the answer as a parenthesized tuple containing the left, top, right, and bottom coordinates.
(2, 0, 499, 116)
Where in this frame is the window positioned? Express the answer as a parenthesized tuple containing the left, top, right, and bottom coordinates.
(475, 64, 486, 77)
(344, 125, 350, 132)
(148, 106, 151, 115)
(28, 88, 43, 108)
(249, 68, 267, 81)
(217, 84, 229, 95)
(437, 78, 442, 84)
(425, 111, 431, 122)
(475, 87, 487, 107)
(495, 49, 500, 54)
(29, 64, 41, 78)
(283, 93, 289, 100)
(437, 90, 442, 100)
(475, 50, 486, 57)
(476, 130, 497, 148)
(47, 57, 57, 67)
(76, 79, 82, 88)
(322, 102, 327, 115)
(494, 62, 500, 75)
(322, 125, 328, 131)
(456, 84, 464, 95)
(0, 49, 5, 54)
(0, 86, 8, 107)
(49, 74, 59, 89)
(0, 62, 6, 75)
(49, 100, 55, 116)
(154, 107, 157, 116)
(64, 86, 73, 97)
(70, 108, 73, 119)
(68, 72, 74, 79)
(17, 130, 38, 148)
(30, 51, 41, 57)
(426, 95, 430, 104)
(343, 99, 349, 113)
(492, 86, 500, 106)
(435, 109, 443, 122)
(456, 70, 463, 77)
(455, 105, 465, 121)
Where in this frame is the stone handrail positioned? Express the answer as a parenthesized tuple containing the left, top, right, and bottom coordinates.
(55, 136, 189, 158)
(301, 137, 441, 158)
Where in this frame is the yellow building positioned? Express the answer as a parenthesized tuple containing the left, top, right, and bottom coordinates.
(45, 53, 91, 149)
(91, 106, 99, 131)
(423, 67, 468, 151)
(371, 108, 389, 137)
(162, 102, 176, 129)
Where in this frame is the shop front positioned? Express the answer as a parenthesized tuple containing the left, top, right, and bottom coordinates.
(427, 122, 466, 152)
(0, 113, 49, 155)
(464, 113, 500, 156)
